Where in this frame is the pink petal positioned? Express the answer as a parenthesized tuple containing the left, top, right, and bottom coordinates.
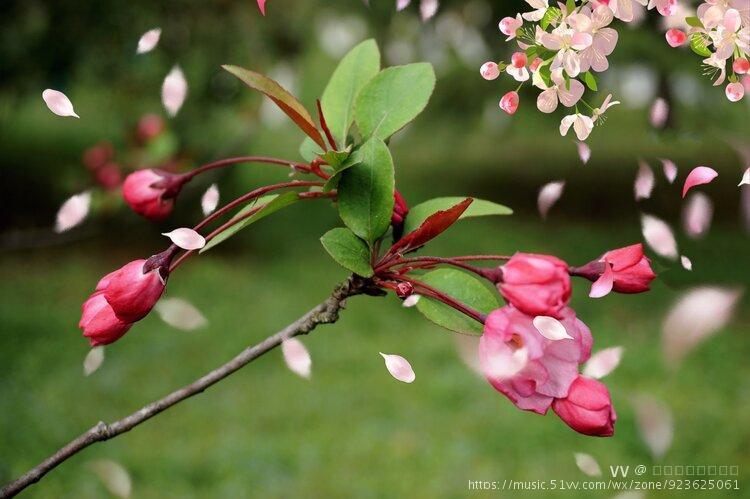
(583, 346, 623, 379)
(420, 0, 439, 21)
(402, 294, 421, 307)
(396, 0, 411, 10)
(634, 160, 655, 200)
(660, 158, 678, 183)
(739, 168, 750, 186)
(257, 0, 267, 15)
(282, 338, 312, 379)
(83, 346, 105, 376)
(154, 297, 208, 330)
(42, 89, 79, 118)
(649, 97, 668, 129)
(557, 79, 584, 108)
(682, 166, 718, 198)
(682, 192, 713, 239)
(161, 66, 188, 117)
(533, 316, 572, 340)
(162, 228, 206, 250)
(136, 28, 161, 54)
(633, 395, 674, 459)
(574, 453, 602, 476)
(571, 32, 593, 50)
(680, 255, 692, 271)
(380, 352, 416, 383)
(55, 191, 91, 233)
(201, 184, 220, 216)
(576, 141, 591, 165)
(538, 180, 565, 219)
(662, 287, 742, 367)
(589, 262, 614, 298)
(641, 213, 678, 260)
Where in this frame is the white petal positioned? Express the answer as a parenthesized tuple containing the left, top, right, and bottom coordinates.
(576, 141, 591, 165)
(154, 297, 208, 330)
(634, 160, 655, 201)
(538, 180, 565, 218)
(583, 346, 623, 379)
(680, 255, 692, 271)
(380, 352, 416, 383)
(402, 294, 421, 307)
(589, 262, 614, 298)
(162, 228, 205, 250)
(136, 28, 161, 54)
(662, 287, 742, 367)
(83, 346, 105, 376)
(660, 158, 678, 184)
(282, 338, 312, 379)
(640, 213, 678, 260)
(574, 452, 602, 476)
(396, 0, 412, 11)
(161, 65, 188, 117)
(201, 184, 220, 216)
(533, 315, 572, 340)
(633, 395, 674, 459)
(682, 192, 713, 239)
(55, 191, 91, 233)
(420, 0, 439, 21)
(738, 168, 750, 186)
(88, 460, 132, 498)
(42, 89, 79, 118)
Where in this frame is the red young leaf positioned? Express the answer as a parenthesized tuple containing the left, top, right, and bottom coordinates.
(388, 198, 473, 255)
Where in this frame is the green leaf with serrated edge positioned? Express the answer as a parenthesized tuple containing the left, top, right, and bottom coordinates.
(403, 197, 512, 234)
(337, 137, 395, 244)
(689, 33, 711, 57)
(354, 63, 436, 140)
(582, 71, 598, 91)
(415, 269, 501, 336)
(200, 192, 300, 253)
(223, 65, 326, 149)
(320, 227, 374, 277)
(685, 16, 703, 28)
(323, 149, 362, 192)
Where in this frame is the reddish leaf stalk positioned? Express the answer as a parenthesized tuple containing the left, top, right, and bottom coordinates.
(316, 99, 338, 151)
(181, 156, 315, 181)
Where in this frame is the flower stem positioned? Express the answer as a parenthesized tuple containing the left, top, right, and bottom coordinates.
(181, 156, 318, 181)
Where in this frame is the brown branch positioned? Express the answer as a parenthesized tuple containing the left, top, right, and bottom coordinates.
(1, 277, 367, 498)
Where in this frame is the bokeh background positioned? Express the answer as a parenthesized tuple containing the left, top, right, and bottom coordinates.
(1, 0, 749, 497)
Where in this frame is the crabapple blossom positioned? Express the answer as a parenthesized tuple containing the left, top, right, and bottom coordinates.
(535, 69, 585, 113)
(734, 57, 750, 73)
(499, 14, 523, 40)
(522, 0, 549, 22)
(495, 253, 572, 318)
(576, 6, 619, 73)
(572, 243, 656, 293)
(499, 91, 520, 114)
(480, 61, 500, 80)
(725, 81, 745, 101)
(529, 57, 543, 72)
(592, 93, 620, 120)
(506, 52, 530, 81)
(552, 375, 617, 436)
(665, 28, 687, 47)
(560, 113, 595, 141)
(538, 24, 593, 77)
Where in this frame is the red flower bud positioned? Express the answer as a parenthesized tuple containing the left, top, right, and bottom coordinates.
(496, 253, 571, 318)
(552, 375, 617, 437)
(79, 292, 132, 346)
(123, 169, 181, 220)
(572, 243, 655, 293)
(396, 282, 414, 298)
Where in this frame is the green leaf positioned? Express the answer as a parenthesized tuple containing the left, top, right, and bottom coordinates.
(403, 197, 512, 234)
(689, 33, 712, 57)
(299, 138, 323, 162)
(354, 63, 436, 140)
(538, 63, 553, 88)
(582, 71, 598, 92)
(223, 65, 326, 149)
(540, 7, 561, 30)
(685, 16, 703, 28)
(320, 227, 374, 277)
(322, 148, 362, 192)
(320, 148, 351, 168)
(200, 192, 300, 253)
(318, 39, 381, 148)
(566, 0, 576, 15)
(337, 137, 395, 244)
(525, 45, 538, 59)
(415, 269, 501, 336)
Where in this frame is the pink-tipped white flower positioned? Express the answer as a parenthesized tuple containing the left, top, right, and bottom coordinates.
(499, 91, 520, 115)
(560, 113, 595, 141)
(535, 68, 585, 113)
(665, 28, 687, 47)
(648, 0, 677, 16)
(480, 61, 500, 80)
(499, 14, 524, 40)
(539, 25, 593, 77)
(726, 81, 745, 101)
(734, 57, 750, 74)
(577, 6, 619, 73)
(506, 52, 530, 81)
(522, 0, 549, 22)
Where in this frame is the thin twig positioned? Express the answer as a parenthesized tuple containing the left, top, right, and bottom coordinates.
(0, 277, 366, 498)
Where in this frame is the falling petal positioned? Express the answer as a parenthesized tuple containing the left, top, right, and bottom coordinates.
(589, 262, 614, 298)
(454, 334, 482, 376)
(380, 352, 416, 383)
(538, 180, 565, 219)
(201, 184, 219, 216)
(282, 338, 312, 379)
(633, 394, 673, 459)
(649, 97, 668, 129)
(42, 89, 79, 118)
(662, 287, 742, 367)
(162, 228, 205, 250)
(88, 460, 132, 498)
(660, 159, 678, 184)
(680, 255, 692, 271)
(161, 66, 187, 117)
(576, 141, 591, 165)
(420, 0, 439, 21)
(682, 192, 713, 239)
(681, 166, 718, 198)
(55, 191, 91, 233)
(641, 213, 678, 260)
(396, 0, 411, 10)
(257, 0, 267, 15)
(154, 297, 208, 330)
(533, 316, 572, 340)
(136, 28, 161, 54)
(402, 294, 421, 307)
(739, 168, 750, 186)
(83, 346, 105, 376)
(574, 453, 602, 476)
(583, 346, 623, 379)
(634, 160, 655, 201)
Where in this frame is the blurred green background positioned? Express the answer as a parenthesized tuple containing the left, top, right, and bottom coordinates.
(1, 0, 749, 497)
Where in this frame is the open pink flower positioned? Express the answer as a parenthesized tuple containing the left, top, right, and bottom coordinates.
(708, 9, 749, 60)
(497, 253, 572, 318)
(577, 6, 619, 72)
(610, 0, 648, 23)
(539, 25, 593, 77)
(479, 306, 593, 415)
(535, 68, 585, 113)
(552, 375, 617, 436)
(123, 169, 182, 221)
(592, 93, 621, 121)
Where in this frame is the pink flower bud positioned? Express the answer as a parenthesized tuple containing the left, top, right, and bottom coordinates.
(552, 375, 617, 437)
(102, 259, 167, 322)
(665, 29, 687, 47)
(511, 52, 527, 69)
(480, 62, 500, 80)
(529, 57, 543, 72)
(496, 253, 571, 318)
(136, 114, 166, 143)
(79, 292, 132, 346)
(123, 169, 180, 220)
(95, 162, 122, 190)
(499, 91, 520, 115)
(725, 82, 745, 102)
(734, 57, 750, 75)
(573, 243, 656, 293)
(499, 16, 522, 38)
(83, 142, 114, 171)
